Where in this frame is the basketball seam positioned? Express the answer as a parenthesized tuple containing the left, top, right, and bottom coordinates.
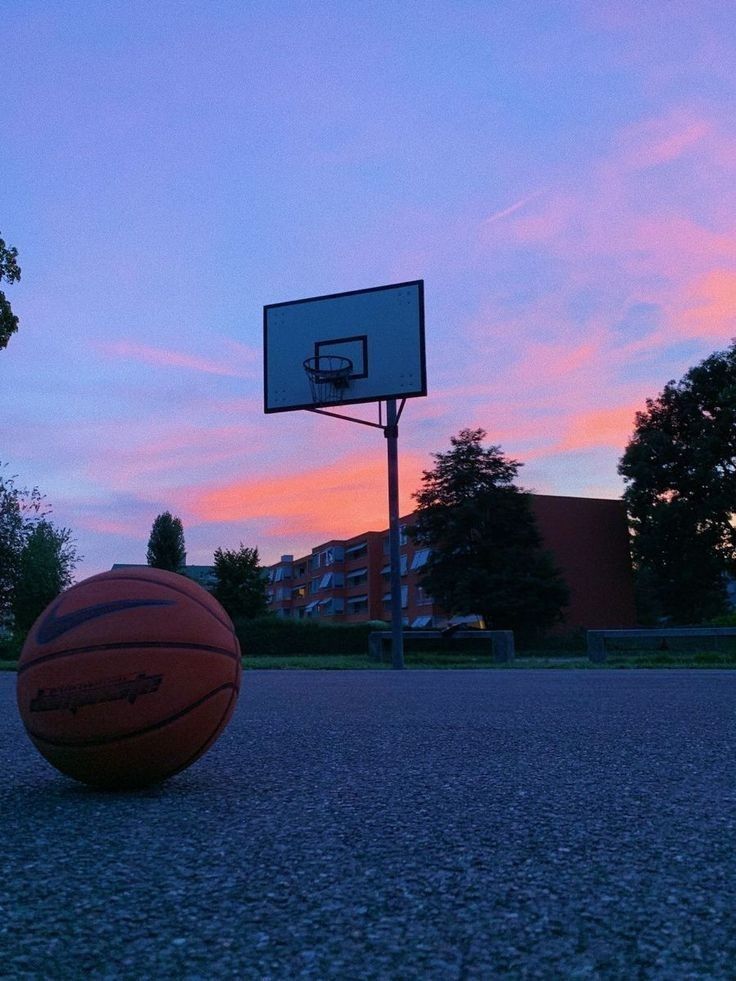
(165, 686, 239, 780)
(57, 573, 236, 634)
(17, 641, 241, 674)
(24, 682, 238, 748)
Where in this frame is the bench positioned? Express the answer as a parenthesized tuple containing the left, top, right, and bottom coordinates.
(369, 630, 515, 664)
(587, 627, 736, 662)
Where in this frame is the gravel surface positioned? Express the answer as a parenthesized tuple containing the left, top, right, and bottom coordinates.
(1, 669, 735, 979)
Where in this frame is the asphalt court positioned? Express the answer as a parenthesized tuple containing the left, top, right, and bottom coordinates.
(1, 669, 735, 978)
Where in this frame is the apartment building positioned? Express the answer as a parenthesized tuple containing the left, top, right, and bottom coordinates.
(265, 495, 637, 630)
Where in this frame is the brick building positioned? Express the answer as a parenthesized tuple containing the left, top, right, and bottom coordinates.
(265, 494, 637, 630)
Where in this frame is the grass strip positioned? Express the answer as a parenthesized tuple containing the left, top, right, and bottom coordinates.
(241, 650, 736, 669)
(4, 652, 736, 672)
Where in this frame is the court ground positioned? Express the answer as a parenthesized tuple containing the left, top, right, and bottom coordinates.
(2, 669, 734, 978)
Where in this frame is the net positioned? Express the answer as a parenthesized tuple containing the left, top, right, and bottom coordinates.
(303, 355, 353, 405)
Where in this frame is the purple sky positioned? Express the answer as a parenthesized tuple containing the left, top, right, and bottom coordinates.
(3, 0, 736, 579)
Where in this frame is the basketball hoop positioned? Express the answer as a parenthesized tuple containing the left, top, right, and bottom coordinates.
(303, 355, 353, 405)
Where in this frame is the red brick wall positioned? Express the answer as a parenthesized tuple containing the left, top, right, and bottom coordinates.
(529, 495, 636, 629)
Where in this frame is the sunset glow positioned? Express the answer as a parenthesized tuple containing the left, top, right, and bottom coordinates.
(3, 1, 736, 577)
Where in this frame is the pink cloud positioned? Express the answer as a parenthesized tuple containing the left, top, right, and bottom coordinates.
(680, 269, 736, 338)
(520, 337, 603, 380)
(77, 515, 145, 537)
(116, 425, 263, 480)
(486, 109, 729, 272)
(472, 104, 736, 365)
(557, 404, 640, 452)
(76, 416, 268, 493)
(508, 194, 574, 244)
(628, 216, 736, 278)
(98, 340, 258, 379)
(616, 110, 712, 171)
(188, 450, 428, 541)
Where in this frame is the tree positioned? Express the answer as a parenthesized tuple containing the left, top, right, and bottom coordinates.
(619, 342, 736, 623)
(1, 466, 44, 626)
(410, 429, 569, 637)
(12, 520, 80, 634)
(0, 234, 21, 351)
(1, 464, 80, 634)
(146, 512, 186, 572)
(212, 544, 269, 620)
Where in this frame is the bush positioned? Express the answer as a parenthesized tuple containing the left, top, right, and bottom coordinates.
(233, 617, 379, 657)
(0, 631, 23, 661)
(516, 628, 587, 653)
(710, 611, 736, 627)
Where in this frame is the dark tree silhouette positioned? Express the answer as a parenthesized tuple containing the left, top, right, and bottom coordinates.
(146, 512, 186, 572)
(619, 341, 736, 623)
(410, 429, 569, 638)
(212, 544, 269, 620)
(1, 464, 80, 636)
(0, 234, 21, 351)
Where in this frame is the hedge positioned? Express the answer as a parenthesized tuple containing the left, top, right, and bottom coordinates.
(233, 616, 386, 657)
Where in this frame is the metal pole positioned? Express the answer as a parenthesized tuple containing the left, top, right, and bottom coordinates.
(385, 399, 404, 670)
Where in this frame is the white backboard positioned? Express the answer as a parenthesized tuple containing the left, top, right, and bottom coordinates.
(264, 280, 426, 413)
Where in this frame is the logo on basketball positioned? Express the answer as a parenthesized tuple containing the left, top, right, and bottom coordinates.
(30, 671, 163, 714)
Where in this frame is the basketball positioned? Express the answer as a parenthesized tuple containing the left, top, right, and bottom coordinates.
(16, 567, 242, 789)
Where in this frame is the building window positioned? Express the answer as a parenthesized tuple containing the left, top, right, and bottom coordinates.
(320, 597, 344, 615)
(293, 585, 307, 600)
(411, 548, 431, 570)
(310, 546, 344, 570)
(346, 567, 368, 586)
(310, 578, 320, 594)
(345, 541, 367, 559)
(346, 595, 369, 614)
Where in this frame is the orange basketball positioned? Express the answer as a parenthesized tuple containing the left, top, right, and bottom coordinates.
(16, 567, 242, 789)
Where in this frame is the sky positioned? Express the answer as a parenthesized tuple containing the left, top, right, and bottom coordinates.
(2, 0, 736, 580)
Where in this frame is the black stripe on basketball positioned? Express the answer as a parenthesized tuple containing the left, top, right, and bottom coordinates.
(24, 683, 238, 749)
(17, 641, 241, 675)
(73, 572, 237, 634)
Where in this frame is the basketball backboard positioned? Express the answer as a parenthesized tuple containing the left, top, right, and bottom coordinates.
(263, 280, 425, 413)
